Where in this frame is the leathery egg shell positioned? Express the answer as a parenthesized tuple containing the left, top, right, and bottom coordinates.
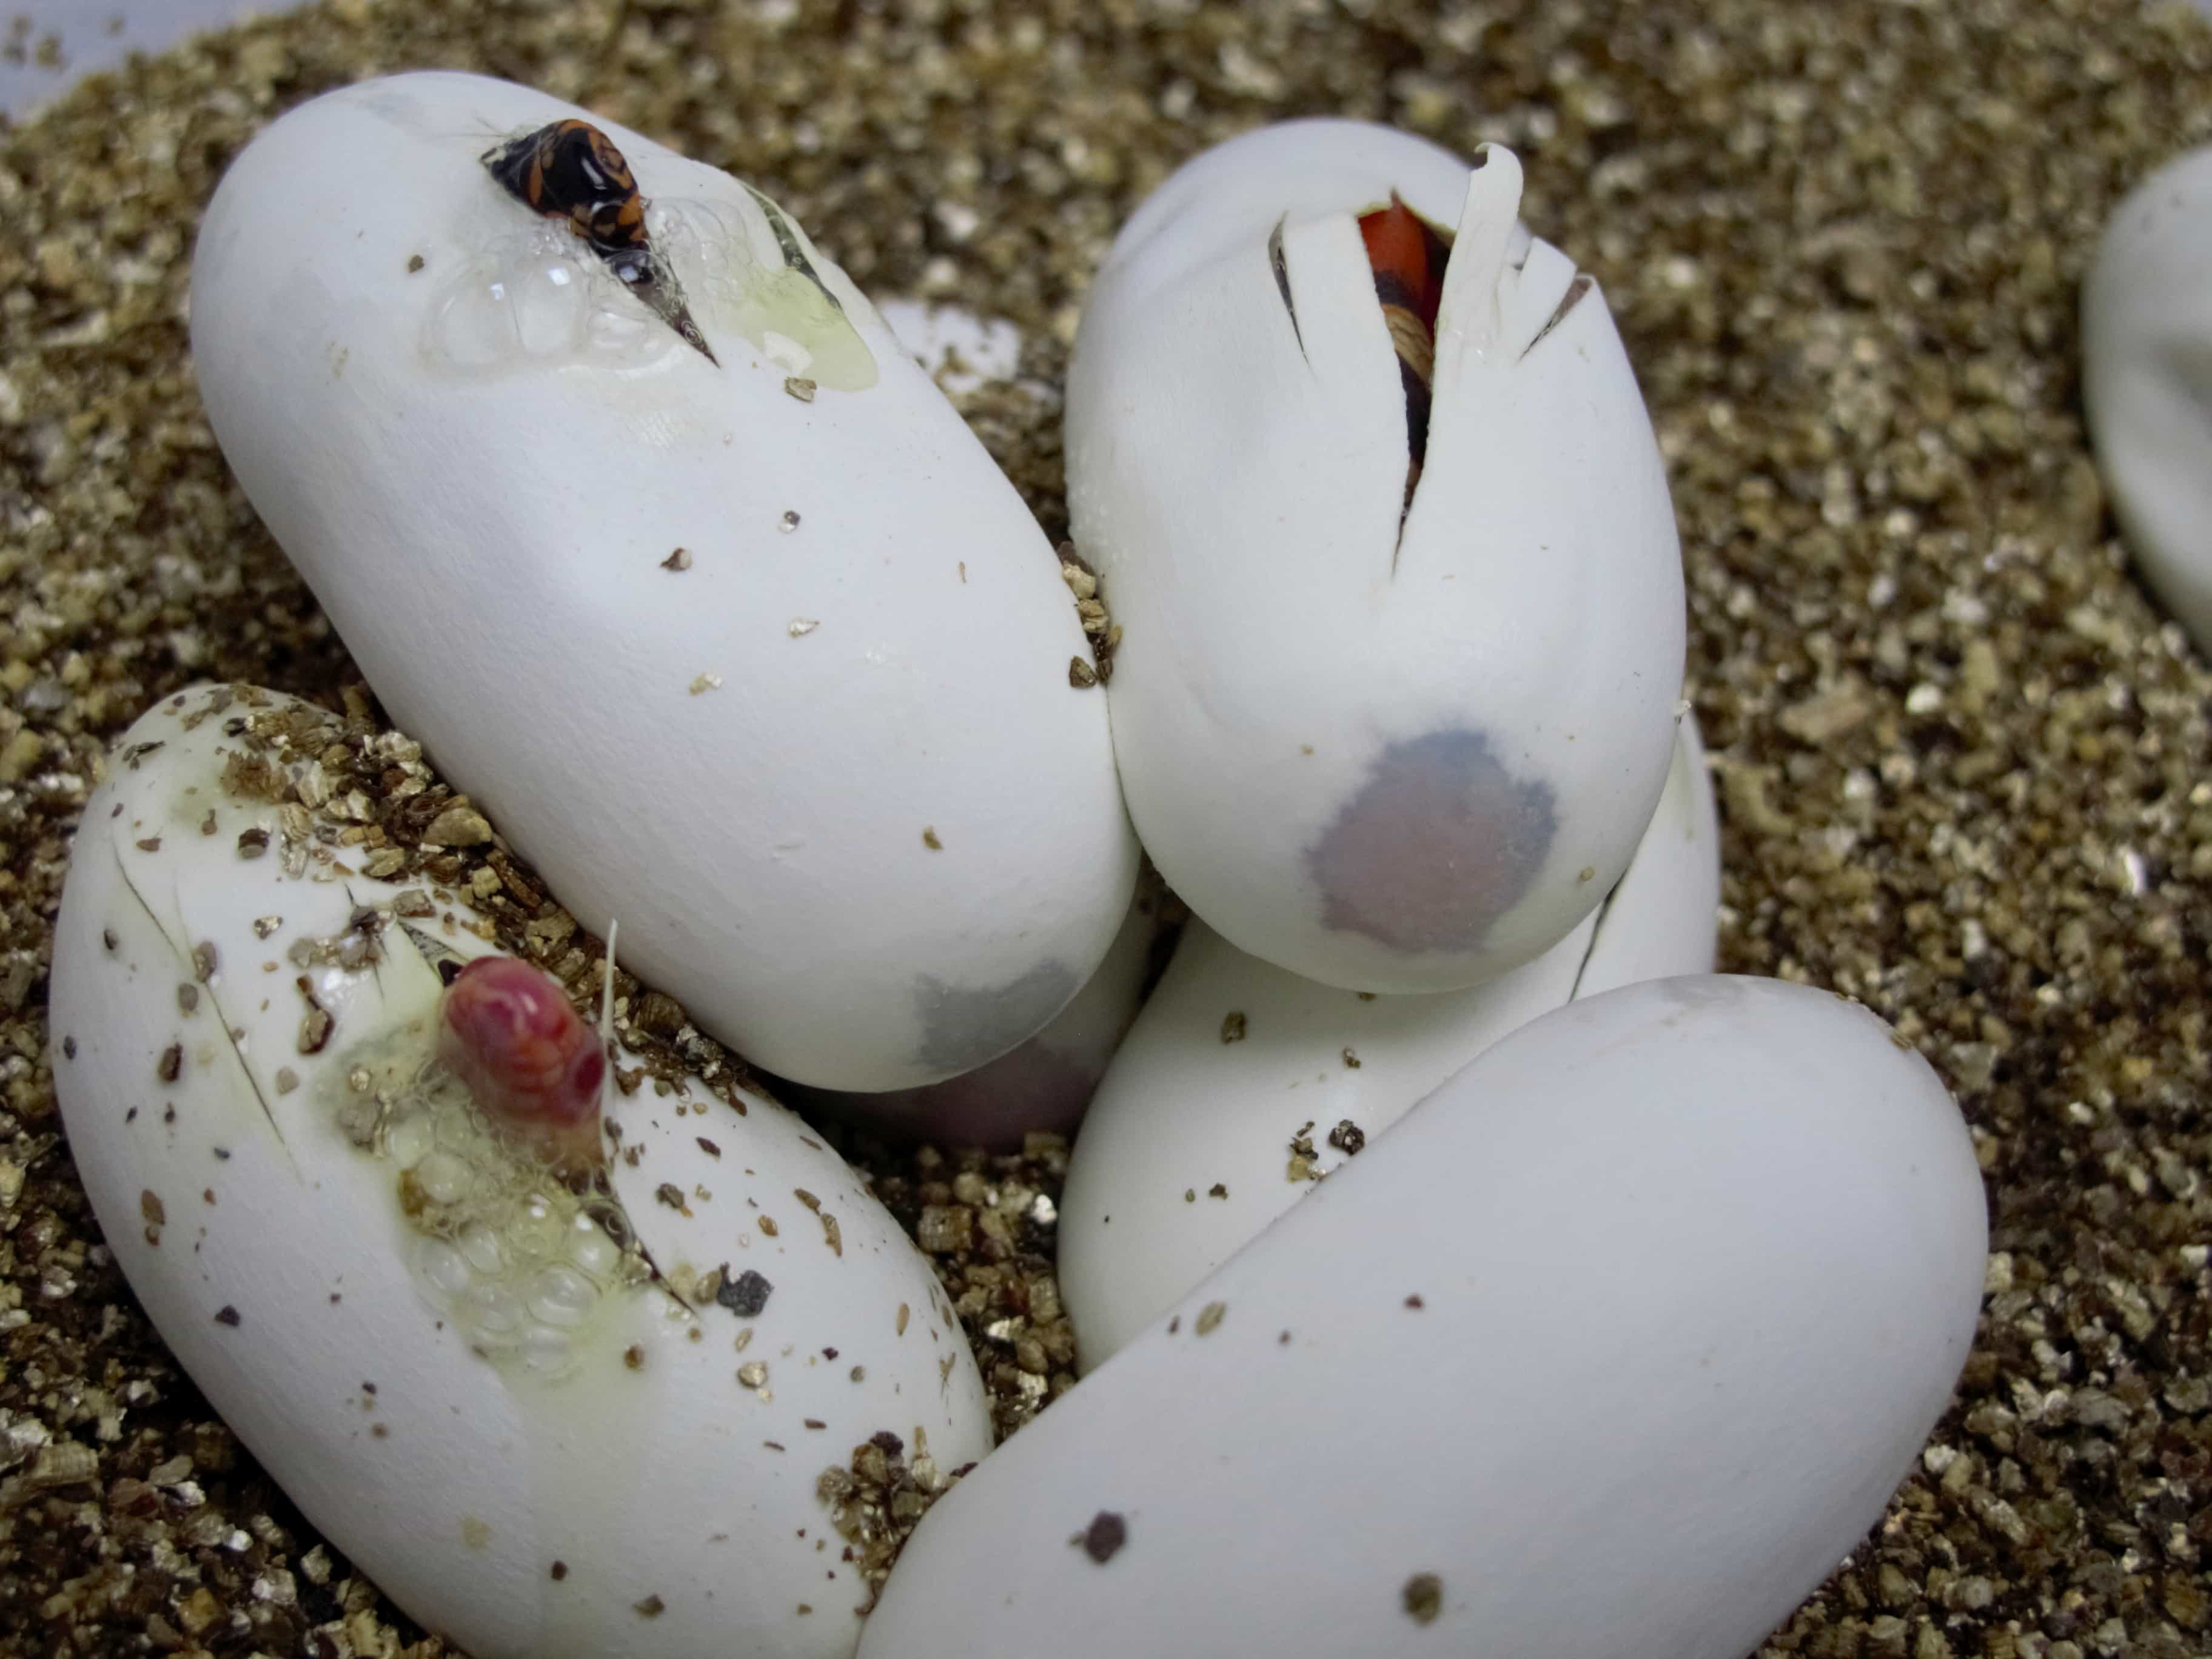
(1064, 119, 1684, 994)
(861, 977, 1988, 1659)
(2082, 143, 2212, 652)
(1059, 711, 1720, 1366)
(50, 686, 990, 1659)
(190, 72, 1137, 1092)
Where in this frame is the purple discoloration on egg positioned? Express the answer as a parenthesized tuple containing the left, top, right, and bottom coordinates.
(788, 1041, 1100, 1155)
(438, 957, 606, 1170)
(912, 959, 1079, 1079)
(1305, 728, 1557, 954)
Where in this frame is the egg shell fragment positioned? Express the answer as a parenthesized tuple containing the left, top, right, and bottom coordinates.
(862, 975, 1987, 1659)
(2082, 143, 2212, 653)
(189, 72, 1136, 1091)
(1065, 119, 1685, 994)
(1059, 713, 1719, 1367)
(49, 686, 990, 1659)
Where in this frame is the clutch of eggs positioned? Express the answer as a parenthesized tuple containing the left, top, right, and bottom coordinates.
(1060, 711, 1721, 1367)
(49, 686, 991, 1659)
(1064, 119, 1686, 995)
(85, 86, 1989, 1659)
(2083, 142, 2212, 654)
(189, 71, 1138, 1093)
(863, 974, 1989, 1659)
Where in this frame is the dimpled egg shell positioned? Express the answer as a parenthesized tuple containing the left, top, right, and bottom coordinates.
(1064, 119, 1684, 994)
(2082, 143, 2212, 653)
(189, 72, 1136, 1092)
(50, 685, 990, 1659)
(860, 976, 1988, 1659)
(1058, 712, 1720, 1367)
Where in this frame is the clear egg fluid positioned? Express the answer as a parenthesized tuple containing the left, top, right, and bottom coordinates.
(421, 193, 878, 389)
(327, 1022, 646, 1382)
(424, 220, 681, 375)
(662, 195, 879, 390)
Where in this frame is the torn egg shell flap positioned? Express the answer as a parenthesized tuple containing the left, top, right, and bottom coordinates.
(1059, 712, 1717, 1369)
(189, 72, 1136, 1092)
(1081, 119, 1524, 313)
(2082, 144, 2212, 652)
(863, 977, 1988, 1659)
(50, 688, 990, 1659)
(788, 883, 1166, 1150)
(1067, 119, 1682, 994)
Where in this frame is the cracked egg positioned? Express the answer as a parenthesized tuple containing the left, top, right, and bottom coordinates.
(1063, 120, 1685, 995)
(48, 686, 990, 1659)
(189, 72, 1137, 1093)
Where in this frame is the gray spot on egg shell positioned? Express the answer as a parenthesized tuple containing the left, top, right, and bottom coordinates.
(911, 960, 1079, 1079)
(1306, 728, 1557, 954)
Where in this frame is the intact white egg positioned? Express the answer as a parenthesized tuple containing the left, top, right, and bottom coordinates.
(1064, 119, 1685, 994)
(1058, 712, 1718, 1366)
(50, 685, 991, 1659)
(189, 71, 1138, 1092)
(2082, 143, 2212, 652)
(782, 883, 1169, 1151)
(859, 976, 1988, 1659)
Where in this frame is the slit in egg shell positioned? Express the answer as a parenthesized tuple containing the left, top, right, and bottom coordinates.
(1356, 191, 1452, 512)
(461, 119, 888, 394)
(480, 118, 718, 365)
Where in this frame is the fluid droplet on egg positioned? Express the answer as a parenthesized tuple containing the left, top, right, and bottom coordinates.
(423, 230, 684, 375)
